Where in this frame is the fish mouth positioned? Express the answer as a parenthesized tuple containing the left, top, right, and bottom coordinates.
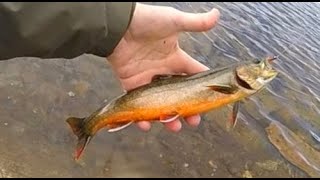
(235, 56, 279, 90)
(235, 67, 278, 90)
(268, 70, 278, 79)
(262, 70, 278, 83)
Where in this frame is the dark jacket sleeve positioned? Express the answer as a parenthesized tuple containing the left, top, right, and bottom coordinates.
(0, 2, 136, 60)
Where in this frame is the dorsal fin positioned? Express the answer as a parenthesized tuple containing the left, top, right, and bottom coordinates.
(151, 74, 186, 82)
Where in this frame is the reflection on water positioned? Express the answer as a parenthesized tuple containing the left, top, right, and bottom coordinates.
(0, 2, 320, 178)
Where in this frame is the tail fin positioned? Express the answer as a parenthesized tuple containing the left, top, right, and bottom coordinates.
(66, 117, 92, 160)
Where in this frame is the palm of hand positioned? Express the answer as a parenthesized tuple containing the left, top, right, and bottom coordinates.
(107, 3, 220, 132)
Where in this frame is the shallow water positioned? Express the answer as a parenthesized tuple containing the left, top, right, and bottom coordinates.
(0, 2, 319, 178)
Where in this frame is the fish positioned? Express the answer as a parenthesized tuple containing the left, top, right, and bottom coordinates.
(66, 57, 278, 160)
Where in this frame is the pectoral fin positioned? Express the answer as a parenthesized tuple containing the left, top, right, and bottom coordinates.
(159, 114, 180, 123)
(207, 84, 237, 94)
(227, 101, 240, 130)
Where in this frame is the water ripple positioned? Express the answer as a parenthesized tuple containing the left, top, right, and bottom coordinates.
(184, 2, 320, 175)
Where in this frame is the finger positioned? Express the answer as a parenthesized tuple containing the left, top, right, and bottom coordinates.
(174, 8, 220, 32)
(119, 67, 173, 91)
(164, 119, 182, 132)
(172, 50, 209, 74)
(136, 121, 152, 131)
(185, 115, 201, 127)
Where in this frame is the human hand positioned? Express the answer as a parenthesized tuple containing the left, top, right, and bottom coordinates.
(107, 3, 220, 132)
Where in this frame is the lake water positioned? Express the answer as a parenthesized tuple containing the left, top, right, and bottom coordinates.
(0, 2, 319, 178)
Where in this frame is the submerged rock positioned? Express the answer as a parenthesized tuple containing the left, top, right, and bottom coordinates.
(266, 121, 320, 178)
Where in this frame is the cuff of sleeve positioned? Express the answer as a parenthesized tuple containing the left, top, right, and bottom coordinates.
(92, 2, 136, 58)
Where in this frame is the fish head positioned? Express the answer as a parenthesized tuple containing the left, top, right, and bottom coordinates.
(235, 57, 278, 91)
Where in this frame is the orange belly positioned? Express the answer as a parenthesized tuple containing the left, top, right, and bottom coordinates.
(91, 91, 247, 133)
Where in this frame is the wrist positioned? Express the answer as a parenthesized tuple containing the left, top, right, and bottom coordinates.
(104, 2, 137, 58)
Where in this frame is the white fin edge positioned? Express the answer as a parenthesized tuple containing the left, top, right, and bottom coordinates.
(108, 121, 134, 132)
(159, 114, 179, 123)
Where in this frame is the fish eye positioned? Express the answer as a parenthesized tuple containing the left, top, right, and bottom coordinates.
(253, 59, 260, 64)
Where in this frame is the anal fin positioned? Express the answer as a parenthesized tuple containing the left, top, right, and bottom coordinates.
(226, 101, 240, 131)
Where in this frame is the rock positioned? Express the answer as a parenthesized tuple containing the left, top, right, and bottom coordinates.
(242, 170, 253, 178)
(256, 160, 279, 171)
(228, 166, 239, 175)
(33, 108, 38, 114)
(208, 160, 217, 169)
(184, 163, 189, 168)
(68, 91, 75, 97)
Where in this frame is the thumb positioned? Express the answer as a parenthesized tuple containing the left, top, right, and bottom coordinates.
(174, 8, 220, 32)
